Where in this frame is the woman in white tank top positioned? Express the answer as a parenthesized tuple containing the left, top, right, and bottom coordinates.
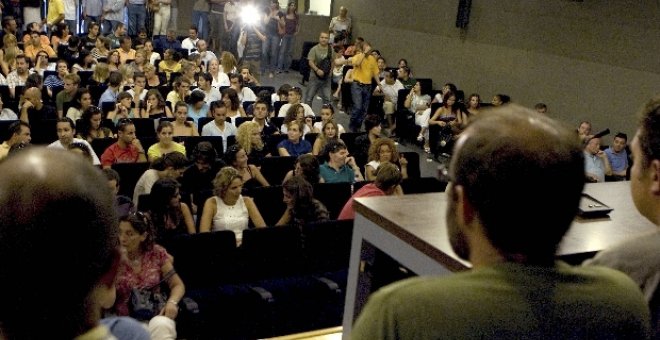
(199, 167, 267, 244)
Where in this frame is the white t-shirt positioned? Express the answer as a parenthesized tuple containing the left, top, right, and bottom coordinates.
(47, 138, 100, 165)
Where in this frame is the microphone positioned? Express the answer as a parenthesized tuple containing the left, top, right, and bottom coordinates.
(592, 128, 610, 139)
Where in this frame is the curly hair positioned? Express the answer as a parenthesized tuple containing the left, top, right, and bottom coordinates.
(236, 121, 264, 154)
(368, 137, 400, 163)
(284, 104, 305, 125)
(212, 166, 243, 198)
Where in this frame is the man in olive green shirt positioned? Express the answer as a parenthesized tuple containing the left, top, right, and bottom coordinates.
(352, 105, 651, 339)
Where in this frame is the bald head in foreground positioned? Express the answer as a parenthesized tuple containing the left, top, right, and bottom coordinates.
(351, 104, 651, 339)
(0, 148, 148, 339)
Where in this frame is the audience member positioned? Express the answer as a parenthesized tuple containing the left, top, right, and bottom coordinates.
(47, 117, 101, 165)
(338, 162, 403, 220)
(236, 119, 271, 167)
(76, 105, 114, 143)
(102, 167, 136, 217)
(147, 178, 196, 247)
(365, 138, 408, 183)
(0, 147, 150, 339)
(101, 118, 148, 168)
(0, 120, 30, 160)
(346, 40, 381, 132)
(278, 86, 314, 117)
(376, 68, 404, 135)
(283, 153, 323, 185)
(180, 141, 223, 215)
(199, 166, 267, 244)
(224, 144, 270, 192)
(201, 100, 236, 152)
(319, 139, 363, 184)
(148, 120, 187, 162)
(278, 120, 311, 157)
(351, 104, 651, 339)
(20, 86, 58, 123)
(111, 212, 185, 339)
(584, 136, 612, 182)
(133, 151, 188, 207)
(276, 176, 329, 228)
(304, 31, 334, 108)
(604, 132, 629, 180)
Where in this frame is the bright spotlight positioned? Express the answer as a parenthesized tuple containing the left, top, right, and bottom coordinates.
(240, 5, 260, 26)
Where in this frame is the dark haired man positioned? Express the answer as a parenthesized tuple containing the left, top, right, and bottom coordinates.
(352, 104, 650, 339)
(304, 31, 334, 108)
(100, 118, 147, 168)
(0, 120, 30, 160)
(604, 132, 629, 180)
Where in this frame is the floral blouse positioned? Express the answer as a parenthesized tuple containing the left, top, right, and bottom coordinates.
(114, 245, 170, 316)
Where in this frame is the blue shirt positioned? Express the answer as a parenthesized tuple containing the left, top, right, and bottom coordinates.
(604, 147, 628, 173)
(320, 162, 355, 184)
(277, 139, 311, 157)
(584, 151, 605, 182)
(187, 103, 209, 126)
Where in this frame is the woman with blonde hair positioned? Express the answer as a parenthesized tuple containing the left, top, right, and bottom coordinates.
(87, 62, 110, 86)
(130, 48, 149, 73)
(0, 34, 20, 76)
(199, 166, 267, 244)
(220, 51, 238, 74)
(236, 121, 270, 167)
(144, 63, 165, 88)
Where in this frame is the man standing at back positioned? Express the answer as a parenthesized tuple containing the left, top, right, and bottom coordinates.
(584, 94, 660, 337)
(347, 40, 381, 132)
(304, 31, 334, 110)
(352, 104, 651, 339)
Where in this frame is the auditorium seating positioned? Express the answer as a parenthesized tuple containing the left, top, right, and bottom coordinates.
(167, 219, 354, 338)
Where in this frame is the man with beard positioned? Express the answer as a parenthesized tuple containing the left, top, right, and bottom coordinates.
(351, 104, 651, 339)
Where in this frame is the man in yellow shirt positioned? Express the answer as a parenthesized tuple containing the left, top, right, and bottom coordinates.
(348, 40, 381, 132)
(44, 0, 65, 32)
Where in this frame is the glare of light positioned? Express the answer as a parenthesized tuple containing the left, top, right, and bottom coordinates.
(240, 5, 260, 26)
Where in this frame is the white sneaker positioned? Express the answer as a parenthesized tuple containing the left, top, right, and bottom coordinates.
(417, 134, 424, 142)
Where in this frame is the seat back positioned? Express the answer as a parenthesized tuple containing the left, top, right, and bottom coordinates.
(400, 176, 447, 194)
(338, 132, 365, 156)
(313, 182, 353, 220)
(30, 119, 59, 145)
(260, 156, 296, 185)
(197, 116, 214, 135)
(177, 135, 225, 158)
(250, 185, 286, 226)
(240, 226, 304, 281)
(90, 138, 117, 157)
(132, 118, 157, 138)
(303, 219, 354, 273)
(111, 162, 151, 198)
(167, 230, 239, 287)
(400, 151, 421, 178)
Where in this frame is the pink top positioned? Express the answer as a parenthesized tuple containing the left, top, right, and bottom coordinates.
(114, 244, 170, 316)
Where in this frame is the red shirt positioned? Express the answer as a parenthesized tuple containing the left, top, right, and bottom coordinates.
(101, 142, 141, 167)
(337, 183, 385, 220)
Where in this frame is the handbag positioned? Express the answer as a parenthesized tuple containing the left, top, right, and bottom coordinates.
(315, 45, 332, 80)
(129, 269, 176, 321)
